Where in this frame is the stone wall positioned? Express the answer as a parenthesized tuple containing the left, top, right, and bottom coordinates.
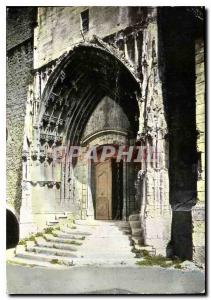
(6, 7, 36, 217)
(34, 6, 149, 69)
(192, 38, 205, 264)
(6, 7, 36, 51)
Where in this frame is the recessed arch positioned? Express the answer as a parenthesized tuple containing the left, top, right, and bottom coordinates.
(37, 39, 141, 152)
(31, 38, 142, 223)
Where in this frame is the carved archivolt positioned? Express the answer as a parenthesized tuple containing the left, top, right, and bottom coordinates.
(29, 35, 142, 156)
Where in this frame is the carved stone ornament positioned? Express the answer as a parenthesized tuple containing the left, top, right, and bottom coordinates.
(137, 169, 146, 180)
(47, 181, 54, 188)
(31, 149, 38, 160)
(22, 150, 29, 161)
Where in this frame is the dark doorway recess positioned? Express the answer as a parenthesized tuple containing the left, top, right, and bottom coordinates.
(112, 159, 123, 220)
(6, 209, 19, 249)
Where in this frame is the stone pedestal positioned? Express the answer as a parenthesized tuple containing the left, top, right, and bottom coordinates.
(144, 205, 172, 256)
(192, 203, 205, 264)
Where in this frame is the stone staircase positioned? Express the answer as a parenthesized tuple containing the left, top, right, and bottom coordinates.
(129, 214, 156, 257)
(7, 219, 138, 268)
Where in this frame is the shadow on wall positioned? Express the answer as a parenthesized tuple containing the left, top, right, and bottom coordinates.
(6, 209, 19, 249)
(167, 211, 193, 260)
(157, 7, 202, 260)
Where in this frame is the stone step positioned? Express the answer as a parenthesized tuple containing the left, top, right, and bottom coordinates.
(78, 247, 135, 255)
(15, 251, 74, 266)
(43, 234, 85, 243)
(74, 220, 130, 227)
(58, 228, 91, 236)
(119, 225, 131, 231)
(121, 229, 131, 235)
(78, 240, 133, 249)
(27, 245, 78, 257)
(46, 220, 59, 226)
(55, 215, 68, 220)
(135, 245, 156, 256)
(35, 237, 80, 251)
(10, 255, 137, 267)
(52, 231, 86, 239)
(72, 258, 137, 266)
(7, 256, 68, 269)
(129, 214, 140, 222)
(77, 232, 131, 239)
(131, 235, 145, 245)
(110, 222, 131, 229)
(131, 228, 143, 236)
(129, 220, 141, 229)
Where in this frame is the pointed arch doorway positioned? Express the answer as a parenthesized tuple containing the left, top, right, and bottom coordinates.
(29, 41, 141, 230)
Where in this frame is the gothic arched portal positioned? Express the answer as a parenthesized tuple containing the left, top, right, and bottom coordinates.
(27, 40, 141, 226)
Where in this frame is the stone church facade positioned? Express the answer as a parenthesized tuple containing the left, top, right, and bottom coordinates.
(7, 7, 205, 263)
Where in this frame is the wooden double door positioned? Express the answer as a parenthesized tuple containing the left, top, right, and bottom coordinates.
(94, 159, 123, 220)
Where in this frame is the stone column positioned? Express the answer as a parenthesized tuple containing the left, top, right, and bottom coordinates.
(138, 19, 171, 256)
(122, 161, 127, 220)
(123, 36, 129, 62)
(19, 180, 36, 238)
(134, 32, 139, 67)
(192, 38, 205, 265)
(86, 159, 94, 219)
(19, 84, 35, 238)
(33, 71, 41, 125)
